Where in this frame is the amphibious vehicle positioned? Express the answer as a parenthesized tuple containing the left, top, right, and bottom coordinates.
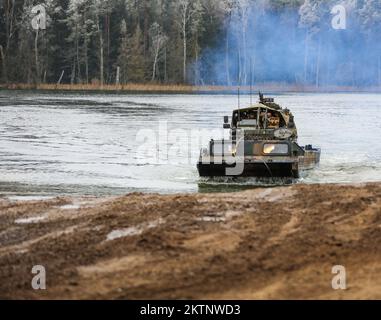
(197, 93, 321, 178)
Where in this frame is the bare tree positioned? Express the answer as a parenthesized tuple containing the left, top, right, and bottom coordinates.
(66, 0, 83, 83)
(236, 0, 250, 85)
(220, 0, 235, 85)
(175, 0, 194, 83)
(358, 0, 381, 86)
(2, 0, 16, 82)
(91, 0, 111, 87)
(190, 0, 204, 85)
(0, 45, 5, 82)
(149, 22, 168, 82)
(299, 0, 323, 85)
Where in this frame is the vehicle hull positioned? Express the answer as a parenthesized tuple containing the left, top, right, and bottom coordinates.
(197, 162, 297, 178)
(197, 150, 320, 178)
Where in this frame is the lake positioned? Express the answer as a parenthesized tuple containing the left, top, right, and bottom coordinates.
(0, 90, 380, 197)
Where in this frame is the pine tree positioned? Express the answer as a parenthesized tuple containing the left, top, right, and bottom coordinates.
(66, 0, 84, 84)
(117, 19, 130, 84)
(127, 24, 146, 83)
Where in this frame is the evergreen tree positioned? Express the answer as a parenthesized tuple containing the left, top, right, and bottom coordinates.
(127, 24, 146, 83)
(117, 19, 130, 84)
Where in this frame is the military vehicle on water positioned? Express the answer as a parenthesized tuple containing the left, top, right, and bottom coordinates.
(197, 93, 321, 178)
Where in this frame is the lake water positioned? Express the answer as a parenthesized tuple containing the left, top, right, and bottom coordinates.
(0, 90, 380, 196)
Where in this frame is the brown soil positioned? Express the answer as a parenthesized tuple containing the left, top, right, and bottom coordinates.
(0, 183, 380, 300)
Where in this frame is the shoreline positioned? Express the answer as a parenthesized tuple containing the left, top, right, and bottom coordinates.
(0, 182, 380, 299)
(2, 83, 381, 94)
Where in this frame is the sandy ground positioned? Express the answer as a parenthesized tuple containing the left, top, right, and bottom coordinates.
(0, 183, 380, 300)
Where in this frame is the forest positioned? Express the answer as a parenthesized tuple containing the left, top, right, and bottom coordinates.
(1, 0, 381, 88)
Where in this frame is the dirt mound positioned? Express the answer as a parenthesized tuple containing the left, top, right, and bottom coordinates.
(0, 183, 380, 299)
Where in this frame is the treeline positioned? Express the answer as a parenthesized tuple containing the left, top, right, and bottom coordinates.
(0, 0, 222, 85)
(1, 0, 381, 87)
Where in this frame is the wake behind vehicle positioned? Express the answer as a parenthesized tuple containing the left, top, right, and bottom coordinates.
(197, 93, 321, 178)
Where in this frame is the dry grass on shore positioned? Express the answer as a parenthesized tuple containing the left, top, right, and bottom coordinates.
(2, 82, 227, 93)
(1, 82, 376, 93)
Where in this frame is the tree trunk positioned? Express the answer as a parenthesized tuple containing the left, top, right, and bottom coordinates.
(195, 34, 199, 85)
(3, 0, 15, 82)
(183, 24, 187, 83)
(378, 55, 381, 87)
(71, 59, 76, 85)
(304, 31, 309, 84)
(225, 27, 230, 86)
(5, 0, 15, 52)
(76, 31, 81, 83)
(143, 0, 149, 56)
(252, 50, 256, 85)
(57, 70, 65, 85)
(164, 47, 167, 83)
(99, 26, 104, 87)
(84, 11, 89, 84)
(116, 66, 120, 85)
(85, 40, 89, 84)
(315, 37, 321, 88)
(242, 27, 247, 85)
(106, 13, 110, 83)
(0, 45, 6, 83)
(152, 46, 159, 82)
(35, 29, 40, 84)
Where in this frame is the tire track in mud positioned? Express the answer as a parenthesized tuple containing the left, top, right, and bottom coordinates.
(0, 183, 380, 299)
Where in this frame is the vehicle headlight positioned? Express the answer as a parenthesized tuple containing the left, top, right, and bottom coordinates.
(263, 143, 289, 155)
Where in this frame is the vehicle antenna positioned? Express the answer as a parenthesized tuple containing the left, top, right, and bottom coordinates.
(250, 57, 253, 106)
(237, 53, 241, 121)
(257, 91, 261, 130)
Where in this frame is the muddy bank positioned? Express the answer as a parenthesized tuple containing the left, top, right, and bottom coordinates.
(0, 183, 380, 299)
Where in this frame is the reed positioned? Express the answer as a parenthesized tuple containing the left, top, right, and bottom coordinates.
(1, 83, 241, 93)
(1, 82, 380, 93)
